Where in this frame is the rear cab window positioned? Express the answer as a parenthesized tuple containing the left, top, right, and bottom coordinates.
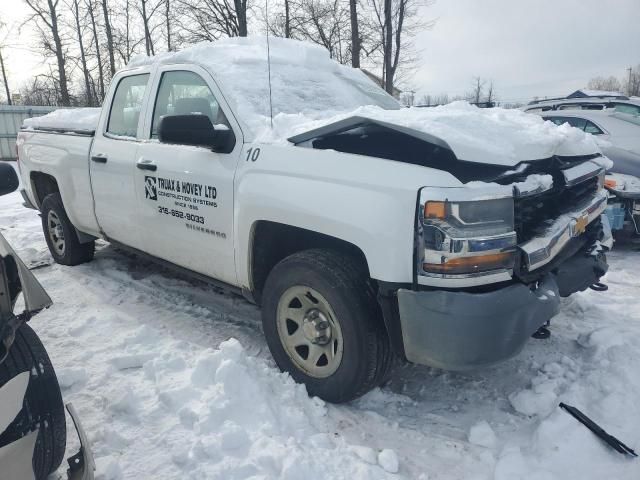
(107, 74, 150, 137)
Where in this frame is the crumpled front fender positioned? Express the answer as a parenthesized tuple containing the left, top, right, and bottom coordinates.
(0, 232, 52, 316)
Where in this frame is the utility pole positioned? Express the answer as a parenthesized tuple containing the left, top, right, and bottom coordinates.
(628, 67, 633, 96)
(0, 46, 11, 105)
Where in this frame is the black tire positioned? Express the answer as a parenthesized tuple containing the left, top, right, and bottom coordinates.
(41, 193, 94, 265)
(0, 323, 66, 479)
(261, 249, 393, 403)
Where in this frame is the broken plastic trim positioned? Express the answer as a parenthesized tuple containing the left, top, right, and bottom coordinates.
(66, 403, 96, 480)
(559, 402, 637, 457)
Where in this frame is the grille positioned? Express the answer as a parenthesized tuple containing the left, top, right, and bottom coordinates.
(514, 175, 599, 243)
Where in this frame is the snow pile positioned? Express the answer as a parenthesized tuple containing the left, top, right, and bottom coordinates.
(3, 164, 640, 479)
(468, 421, 497, 449)
(128, 37, 600, 165)
(22, 108, 101, 132)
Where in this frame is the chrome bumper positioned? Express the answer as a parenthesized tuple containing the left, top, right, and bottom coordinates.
(519, 190, 608, 271)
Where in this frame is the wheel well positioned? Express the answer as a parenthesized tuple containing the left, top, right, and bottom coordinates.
(30, 172, 59, 208)
(249, 221, 370, 303)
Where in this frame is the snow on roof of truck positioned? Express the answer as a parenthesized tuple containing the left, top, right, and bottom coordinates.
(128, 36, 401, 137)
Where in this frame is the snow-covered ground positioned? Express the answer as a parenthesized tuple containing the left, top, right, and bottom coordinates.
(1, 163, 640, 479)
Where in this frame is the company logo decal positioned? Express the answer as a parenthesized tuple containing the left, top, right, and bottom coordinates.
(145, 176, 157, 200)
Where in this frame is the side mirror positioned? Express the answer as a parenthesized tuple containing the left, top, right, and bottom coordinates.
(0, 163, 19, 197)
(158, 114, 235, 153)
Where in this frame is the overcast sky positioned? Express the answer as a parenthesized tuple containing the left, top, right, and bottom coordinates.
(0, 0, 638, 104)
(412, 0, 640, 102)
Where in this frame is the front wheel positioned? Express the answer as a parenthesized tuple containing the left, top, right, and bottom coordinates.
(0, 323, 66, 479)
(41, 193, 94, 265)
(261, 249, 393, 403)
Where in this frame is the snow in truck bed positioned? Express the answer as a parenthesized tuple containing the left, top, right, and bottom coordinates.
(22, 107, 101, 132)
(23, 37, 602, 166)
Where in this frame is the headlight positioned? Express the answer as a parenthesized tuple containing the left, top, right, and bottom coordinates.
(418, 187, 517, 283)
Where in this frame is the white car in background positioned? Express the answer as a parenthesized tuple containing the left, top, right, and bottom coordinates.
(523, 94, 640, 117)
(541, 110, 640, 177)
(540, 110, 640, 235)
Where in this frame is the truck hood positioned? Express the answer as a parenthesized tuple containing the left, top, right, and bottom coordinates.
(285, 102, 601, 169)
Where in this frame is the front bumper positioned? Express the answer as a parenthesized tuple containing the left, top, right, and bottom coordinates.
(397, 219, 610, 370)
(397, 275, 560, 370)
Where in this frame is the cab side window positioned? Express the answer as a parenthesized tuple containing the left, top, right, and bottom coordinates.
(584, 121, 604, 135)
(151, 71, 231, 138)
(107, 74, 150, 137)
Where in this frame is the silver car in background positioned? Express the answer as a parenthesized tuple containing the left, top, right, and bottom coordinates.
(539, 110, 640, 236)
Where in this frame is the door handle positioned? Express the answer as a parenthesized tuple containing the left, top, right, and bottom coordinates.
(91, 155, 107, 164)
(136, 160, 157, 172)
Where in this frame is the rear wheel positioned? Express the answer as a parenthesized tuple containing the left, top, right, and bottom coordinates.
(0, 323, 66, 479)
(41, 193, 94, 265)
(261, 249, 393, 403)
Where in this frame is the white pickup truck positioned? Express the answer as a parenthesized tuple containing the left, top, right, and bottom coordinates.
(16, 37, 613, 402)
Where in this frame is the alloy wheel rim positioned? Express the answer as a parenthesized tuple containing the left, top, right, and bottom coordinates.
(276, 286, 344, 378)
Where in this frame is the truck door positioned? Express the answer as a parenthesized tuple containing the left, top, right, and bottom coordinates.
(133, 67, 242, 285)
(90, 73, 151, 249)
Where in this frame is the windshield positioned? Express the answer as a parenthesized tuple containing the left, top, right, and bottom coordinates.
(137, 37, 400, 135)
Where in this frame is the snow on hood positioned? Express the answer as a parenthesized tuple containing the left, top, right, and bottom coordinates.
(273, 103, 602, 167)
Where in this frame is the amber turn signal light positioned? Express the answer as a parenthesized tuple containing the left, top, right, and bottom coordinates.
(424, 201, 446, 219)
(423, 251, 515, 275)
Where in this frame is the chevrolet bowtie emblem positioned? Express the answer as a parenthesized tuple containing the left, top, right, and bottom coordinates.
(574, 215, 588, 235)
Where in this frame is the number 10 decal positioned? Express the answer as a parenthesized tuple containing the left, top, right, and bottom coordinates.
(246, 147, 261, 162)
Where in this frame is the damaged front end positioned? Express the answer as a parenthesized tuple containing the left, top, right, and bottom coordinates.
(399, 157, 612, 370)
(291, 114, 613, 370)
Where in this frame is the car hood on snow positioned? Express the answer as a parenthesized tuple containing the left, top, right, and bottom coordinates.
(286, 103, 602, 168)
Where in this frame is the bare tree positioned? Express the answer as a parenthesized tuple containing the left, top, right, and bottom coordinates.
(368, 0, 433, 94)
(0, 22, 11, 105)
(293, 0, 351, 63)
(587, 75, 622, 92)
(24, 0, 72, 105)
(165, 0, 172, 50)
(67, 0, 94, 105)
(139, 0, 156, 55)
(175, 0, 249, 41)
(86, 0, 106, 100)
(349, 0, 360, 67)
(485, 80, 495, 104)
(627, 65, 640, 97)
(20, 75, 60, 105)
(468, 76, 485, 104)
(113, 0, 144, 64)
(101, 0, 117, 75)
(0, 47, 11, 105)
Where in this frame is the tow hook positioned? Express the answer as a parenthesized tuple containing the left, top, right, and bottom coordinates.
(532, 321, 551, 340)
(589, 282, 608, 292)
